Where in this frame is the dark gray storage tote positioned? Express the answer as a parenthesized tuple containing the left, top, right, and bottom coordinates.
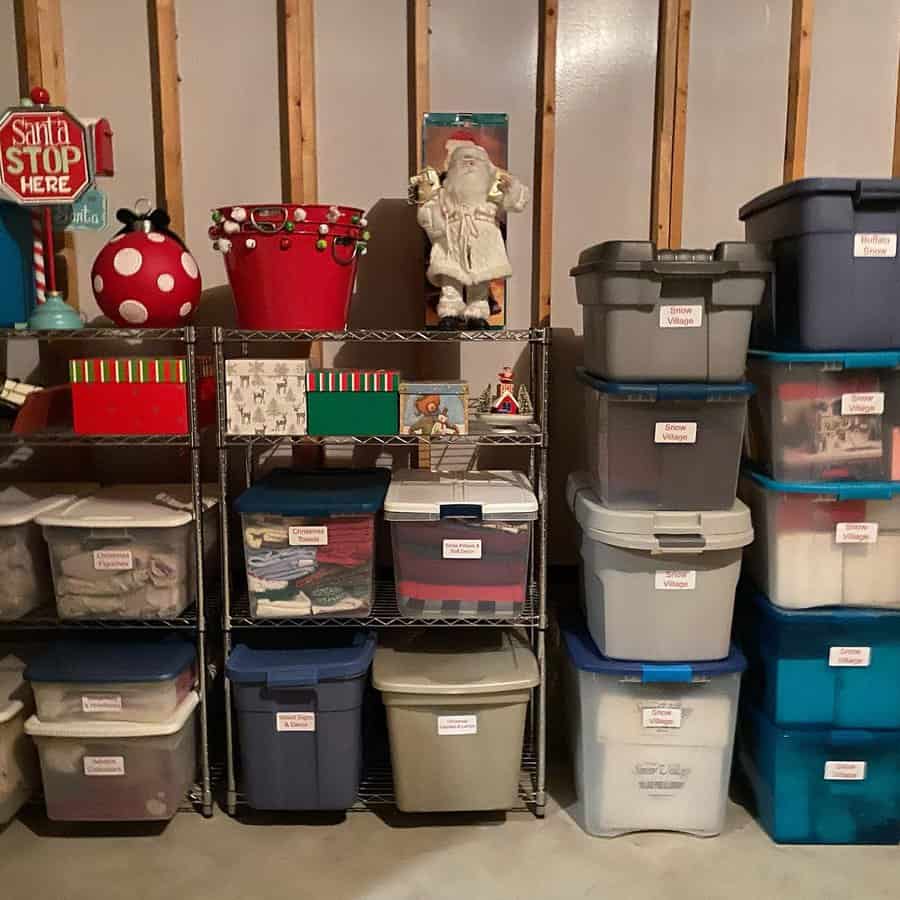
(740, 178, 900, 350)
(570, 241, 770, 382)
(226, 632, 376, 811)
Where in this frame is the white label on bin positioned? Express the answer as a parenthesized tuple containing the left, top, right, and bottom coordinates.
(276, 712, 316, 732)
(840, 392, 885, 415)
(288, 526, 328, 546)
(83, 755, 125, 777)
(442, 539, 482, 560)
(835, 522, 879, 544)
(437, 715, 478, 736)
(829, 646, 872, 667)
(92, 549, 133, 571)
(81, 694, 123, 713)
(642, 707, 683, 729)
(654, 570, 696, 591)
(824, 761, 867, 781)
(854, 233, 896, 258)
(659, 304, 703, 328)
(654, 422, 697, 444)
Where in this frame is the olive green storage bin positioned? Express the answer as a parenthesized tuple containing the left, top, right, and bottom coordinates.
(306, 369, 400, 436)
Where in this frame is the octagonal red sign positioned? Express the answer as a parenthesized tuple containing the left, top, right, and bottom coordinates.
(0, 105, 91, 205)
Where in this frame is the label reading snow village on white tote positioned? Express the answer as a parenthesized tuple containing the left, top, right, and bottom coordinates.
(854, 233, 897, 258)
(642, 707, 683, 729)
(829, 646, 872, 667)
(654, 570, 697, 591)
(442, 539, 482, 560)
(824, 761, 867, 781)
(81, 694, 123, 713)
(83, 756, 125, 776)
(654, 422, 697, 444)
(659, 305, 703, 328)
(288, 526, 328, 546)
(437, 715, 478, 736)
(93, 549, 133, 571)
(835, 522, 879, 544)
(840, 392, 885, 415)
(276, 712, 316, 732)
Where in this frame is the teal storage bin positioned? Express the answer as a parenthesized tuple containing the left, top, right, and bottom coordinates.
(738, 702, 900, 844)
(736, 586, 900, 729)
(0, 202, 36, 327)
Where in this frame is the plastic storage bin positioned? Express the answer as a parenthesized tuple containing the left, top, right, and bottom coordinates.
(736, 587, 900, 729)
(740, 471, 900, 609)
(26, 638, 196, 724)
(0, 655, 38, 824)
(578, 368, 753, 510)
(383, 470, 537, 619)
(26, 691, 198, 821)
(740, 178, 900, 351)
(0, 483, 96, 620)
(235, 469, 390, 619)
(37, 484, 217, 620)
(567, 472, 753, 661)
(226, 632, 376, 810)
(746, 350, 900, 482)
(738, 702, 900, 844)
(562, 612, 745, 837)
(373, 630, 539, 812)
(570, 241, 769, 382)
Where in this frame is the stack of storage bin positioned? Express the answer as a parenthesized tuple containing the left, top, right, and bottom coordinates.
(565, 240, 769, 836)
(735, 177, 900, 844)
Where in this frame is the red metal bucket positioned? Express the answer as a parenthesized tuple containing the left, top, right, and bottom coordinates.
(209, 204, 368, 330)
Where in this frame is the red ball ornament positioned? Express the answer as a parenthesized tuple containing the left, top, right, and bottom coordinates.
(91, 208, 202, 327)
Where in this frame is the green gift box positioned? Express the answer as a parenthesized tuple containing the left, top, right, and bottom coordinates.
(306, 369, 400, 436)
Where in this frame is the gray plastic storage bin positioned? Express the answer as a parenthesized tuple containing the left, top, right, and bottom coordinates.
(578, 368, 753, 510)
(740, 178, 900, 350)
(571, 242, 769, 382)
(226, 633, 376, 811)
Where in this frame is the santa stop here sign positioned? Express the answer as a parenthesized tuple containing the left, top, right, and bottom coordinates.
(0, 106, 91, 205)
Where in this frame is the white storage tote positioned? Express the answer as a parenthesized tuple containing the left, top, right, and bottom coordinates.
(568, 473, 753, 661)
(0, 655, 39, 824)
(562, 612, 745, 837)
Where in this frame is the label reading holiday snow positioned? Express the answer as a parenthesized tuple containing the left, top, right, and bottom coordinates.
(437, 715, 478, 736)
(93, 549, 134, 571)
(829, 646, 872, 667)
(81, 694, 123, 713)
(824, 761, 867, 781)
(442, 539, 482, 560)
(840, 392, 885, 416)
(835, 522, 879, 544)
(276, 712, 316, 733)
(288, 526, 328, 547)
(642, 707, 683, 729)
(83, 756, 125, 777)
(654, 422, 697, 444)
(634, 761, 690, 794)
(659, 305, 703, 328)
(654, 570, 697, 591)
(854, 233, 897, 258)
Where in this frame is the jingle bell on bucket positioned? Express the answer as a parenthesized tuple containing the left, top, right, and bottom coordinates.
(208, 204, 370, 330)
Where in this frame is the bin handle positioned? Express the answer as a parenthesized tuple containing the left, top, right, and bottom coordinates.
(266, 666, 319, 688)
(332, 235, 359, 267)
(439, 503, 483, 519)
(250, 206, 289, 233)
(853, 181, 900, 207)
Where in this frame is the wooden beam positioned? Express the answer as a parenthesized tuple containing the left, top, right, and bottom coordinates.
(784, 0, 813, 183)
(892, 38, 900, 174)
(668, 0, 690, 249)
(531, 0, 557, 328)
(148, 0, 186, 237)
(407, 0, 430, 176)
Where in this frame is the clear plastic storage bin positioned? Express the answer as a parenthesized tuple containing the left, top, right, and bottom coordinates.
(0, 654, 38, 824)
(741, 471, 900, 609)
(746, 350, 900, 482)
(37, 485, 216, 620)
(25, 691, 198, 822)
(234, 469, 390, 619)
(383, 470, 537, 620)
(562, 612, 745, 837)
(568, 473, 753, 661)
(26, 638, 196, 724)
(578, 368, 753, 510)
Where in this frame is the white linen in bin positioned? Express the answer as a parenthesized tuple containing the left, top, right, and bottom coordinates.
(0, 656, 39, 823)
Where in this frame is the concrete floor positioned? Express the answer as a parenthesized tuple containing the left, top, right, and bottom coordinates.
(1, 774, 897, 900)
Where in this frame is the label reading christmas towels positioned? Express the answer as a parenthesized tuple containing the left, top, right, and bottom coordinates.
(654, 422, 697, 444)
(835, 522, 878, 544)
(288, 526, 328, 546)
(93, 549, 134, 571)
(854, 233, 897, 258)
(659, 305, 702, 328)
(824, 761, 866, 781)
(442, 539, 482, 559)
(840, 392, 885, 415)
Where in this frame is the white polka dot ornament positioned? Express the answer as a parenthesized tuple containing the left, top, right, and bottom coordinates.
(91, 205, 202, 327)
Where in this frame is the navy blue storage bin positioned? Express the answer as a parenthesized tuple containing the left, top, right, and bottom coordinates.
(0, 202, 36, 327)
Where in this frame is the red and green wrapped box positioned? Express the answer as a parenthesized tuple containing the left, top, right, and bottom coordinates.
(306, 369, 400, 436)
(69, 357, 216, 435)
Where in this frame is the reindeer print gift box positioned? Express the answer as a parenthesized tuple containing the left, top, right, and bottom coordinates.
(226, 359, 308, 436)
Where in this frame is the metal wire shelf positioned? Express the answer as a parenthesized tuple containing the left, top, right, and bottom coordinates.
(218, 327, 547, 343)
(0, 327, 192, 342)
(0, 431, 193, 447)
(0, 604, 199, 630)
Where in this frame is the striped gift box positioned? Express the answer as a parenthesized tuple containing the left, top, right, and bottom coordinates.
(69, 357, 213, 384)
(306, 369, 400, 393)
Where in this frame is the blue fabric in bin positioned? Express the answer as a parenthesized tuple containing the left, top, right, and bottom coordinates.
(234, 468, 390, 517)
(575, 367, 755, 401)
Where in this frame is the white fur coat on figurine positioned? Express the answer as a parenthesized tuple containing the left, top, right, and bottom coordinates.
(415, 144, 529, 329)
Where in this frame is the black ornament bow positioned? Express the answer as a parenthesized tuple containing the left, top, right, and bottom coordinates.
(114, 207, 188, 250)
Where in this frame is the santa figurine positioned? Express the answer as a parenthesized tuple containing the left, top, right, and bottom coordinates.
(413, 143, 529, 329)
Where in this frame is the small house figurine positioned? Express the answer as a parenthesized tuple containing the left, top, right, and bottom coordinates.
(472, 367, 534, 426)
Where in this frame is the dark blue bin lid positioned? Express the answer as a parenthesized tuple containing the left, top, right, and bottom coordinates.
(749, 349, 900, 369)
(744, 468, 900, 501)
(576, 367, 754, 401)
(740, 177, 900, 220)
(234, 468, 390, 517)
(741, 582, 900, 626)
(561, 611, 745, 682)
(26, 638, 195, 684)
(226, 632, 376, 687)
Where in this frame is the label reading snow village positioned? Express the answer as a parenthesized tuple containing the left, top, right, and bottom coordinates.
(654, 422, 697, 444)
(835, 522, 879, 544)
(659, 305, 703, 328)
(840, 392, 885, 415)
(654, 570, 697, 591)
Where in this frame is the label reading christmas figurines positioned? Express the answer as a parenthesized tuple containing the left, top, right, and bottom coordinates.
(93, 549, 134, 571)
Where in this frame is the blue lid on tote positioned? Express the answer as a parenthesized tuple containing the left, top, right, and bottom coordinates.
(575, 367, 754, 401)
(745, 468, 900, 501)
(749, 349, 900, 369)
(235, 468, 390, 517)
